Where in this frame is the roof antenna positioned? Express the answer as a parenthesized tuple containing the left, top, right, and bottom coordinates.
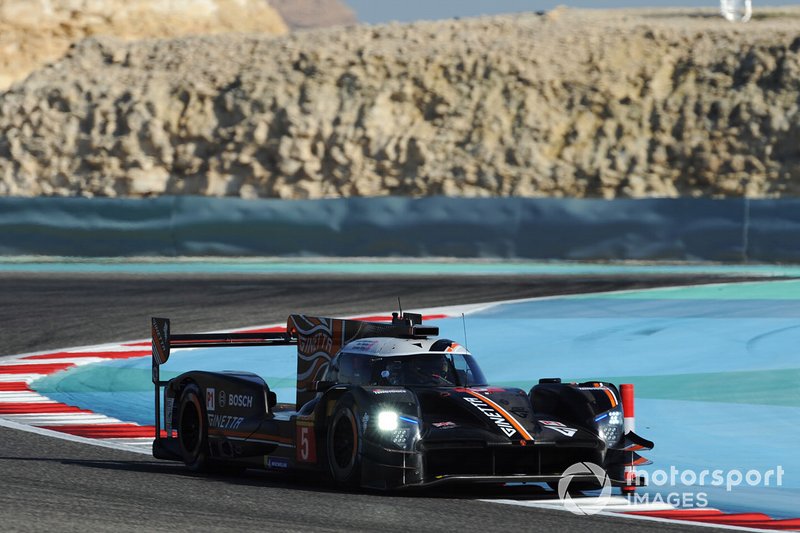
(397, 297, 403, 318)
(461, 313, 469, 350)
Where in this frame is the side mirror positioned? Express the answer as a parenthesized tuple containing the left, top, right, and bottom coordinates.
(312, 380, 335, 392)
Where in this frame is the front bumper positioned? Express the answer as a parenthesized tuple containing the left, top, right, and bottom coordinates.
(359, 437, 625, 490)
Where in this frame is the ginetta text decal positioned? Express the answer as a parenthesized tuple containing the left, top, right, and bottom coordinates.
(464, 396, 517, 437)
(208, 414, 244, 430)
(297, 332, 333, 354)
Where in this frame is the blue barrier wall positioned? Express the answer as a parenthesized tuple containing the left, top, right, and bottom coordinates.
(0, 196, 796, 261)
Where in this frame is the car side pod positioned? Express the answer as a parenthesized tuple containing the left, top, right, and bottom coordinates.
(150, 316, 297, 463)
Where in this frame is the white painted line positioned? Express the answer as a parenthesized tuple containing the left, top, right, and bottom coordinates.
(2, 414, 124, 425)
(0, 342, 150, 363)
(0, 374, 43, 382)
(6, 358, 105, 366)
(104, 438, 155, 447)
(53, 346, 151, 353)
(0, 417, 151, 455)
(0, 394, 58, 403)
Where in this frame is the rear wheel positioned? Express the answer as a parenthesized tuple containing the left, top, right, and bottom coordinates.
(177, 384, 210, 471)
(326, 395, 362, 488)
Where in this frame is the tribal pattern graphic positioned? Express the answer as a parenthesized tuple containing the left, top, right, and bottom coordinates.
(287, 315, 416, 408)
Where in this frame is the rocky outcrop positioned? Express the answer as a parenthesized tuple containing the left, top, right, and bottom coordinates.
(269, 0, 356, 30)
(0, 0, 287, 90)
(0, 7, 799, 198)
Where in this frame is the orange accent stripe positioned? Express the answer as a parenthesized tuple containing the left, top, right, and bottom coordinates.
(464, 390, 533, 440)
(602, 388, 618, 407)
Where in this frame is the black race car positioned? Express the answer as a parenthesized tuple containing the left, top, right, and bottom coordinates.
(151, 313, 652, 490)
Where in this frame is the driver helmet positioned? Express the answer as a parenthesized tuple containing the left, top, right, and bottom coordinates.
(416, 355, 451, 382)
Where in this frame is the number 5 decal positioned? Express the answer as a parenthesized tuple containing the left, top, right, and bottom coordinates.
(296, 425, 317, 463)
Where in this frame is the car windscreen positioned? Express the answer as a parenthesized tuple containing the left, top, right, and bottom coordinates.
(335, 352, 488, 387)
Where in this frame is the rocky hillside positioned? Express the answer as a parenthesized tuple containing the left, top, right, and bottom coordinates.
(1, 7, 799, 198)
(0, 0, 288, 90)
(269, 0, 356, 30)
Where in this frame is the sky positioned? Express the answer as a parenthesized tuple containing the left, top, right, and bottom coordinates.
(346, 0, 799, 24)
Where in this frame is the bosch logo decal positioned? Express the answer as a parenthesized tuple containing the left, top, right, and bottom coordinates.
(463, 396, 517, 438)
(218, 390, 253, 409)
(229, 394, 253, 408)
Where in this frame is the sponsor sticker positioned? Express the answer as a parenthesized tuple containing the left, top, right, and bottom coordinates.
(206, 388, 215, 412)
(165, 397, 174, 434)
(432, 421, 457, 429)
(228, 393, 254, 408)
(349, 340, 379, 353)
(266, 456, 289, 470)
(217, 390, 254, 409)
(541, 420, 578, 437)
(467, 387, 506, 394)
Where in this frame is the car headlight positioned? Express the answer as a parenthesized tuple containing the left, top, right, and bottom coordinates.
(377, 410, 399, 431)
(595, 408, 624, 445)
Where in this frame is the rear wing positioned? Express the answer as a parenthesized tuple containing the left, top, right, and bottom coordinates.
(151, 317, 296, 440)
(151, 312, 439, 439)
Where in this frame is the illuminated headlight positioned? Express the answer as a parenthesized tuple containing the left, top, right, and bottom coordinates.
(596, 409, 624, 445)
(377, 411, 399, 431)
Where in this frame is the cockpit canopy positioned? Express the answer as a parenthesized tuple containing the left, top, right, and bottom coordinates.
(326, 351, 488, 387)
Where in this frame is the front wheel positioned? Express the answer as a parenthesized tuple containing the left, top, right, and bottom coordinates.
(326, 395, 362, 488)
(177, 384, 210, 472)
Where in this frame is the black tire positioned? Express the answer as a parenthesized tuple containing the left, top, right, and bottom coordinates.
(326, 395, 362, 488)
(177, 384, 210, 472)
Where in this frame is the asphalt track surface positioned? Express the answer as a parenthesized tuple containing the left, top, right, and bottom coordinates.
(0, 272, 761, 533)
